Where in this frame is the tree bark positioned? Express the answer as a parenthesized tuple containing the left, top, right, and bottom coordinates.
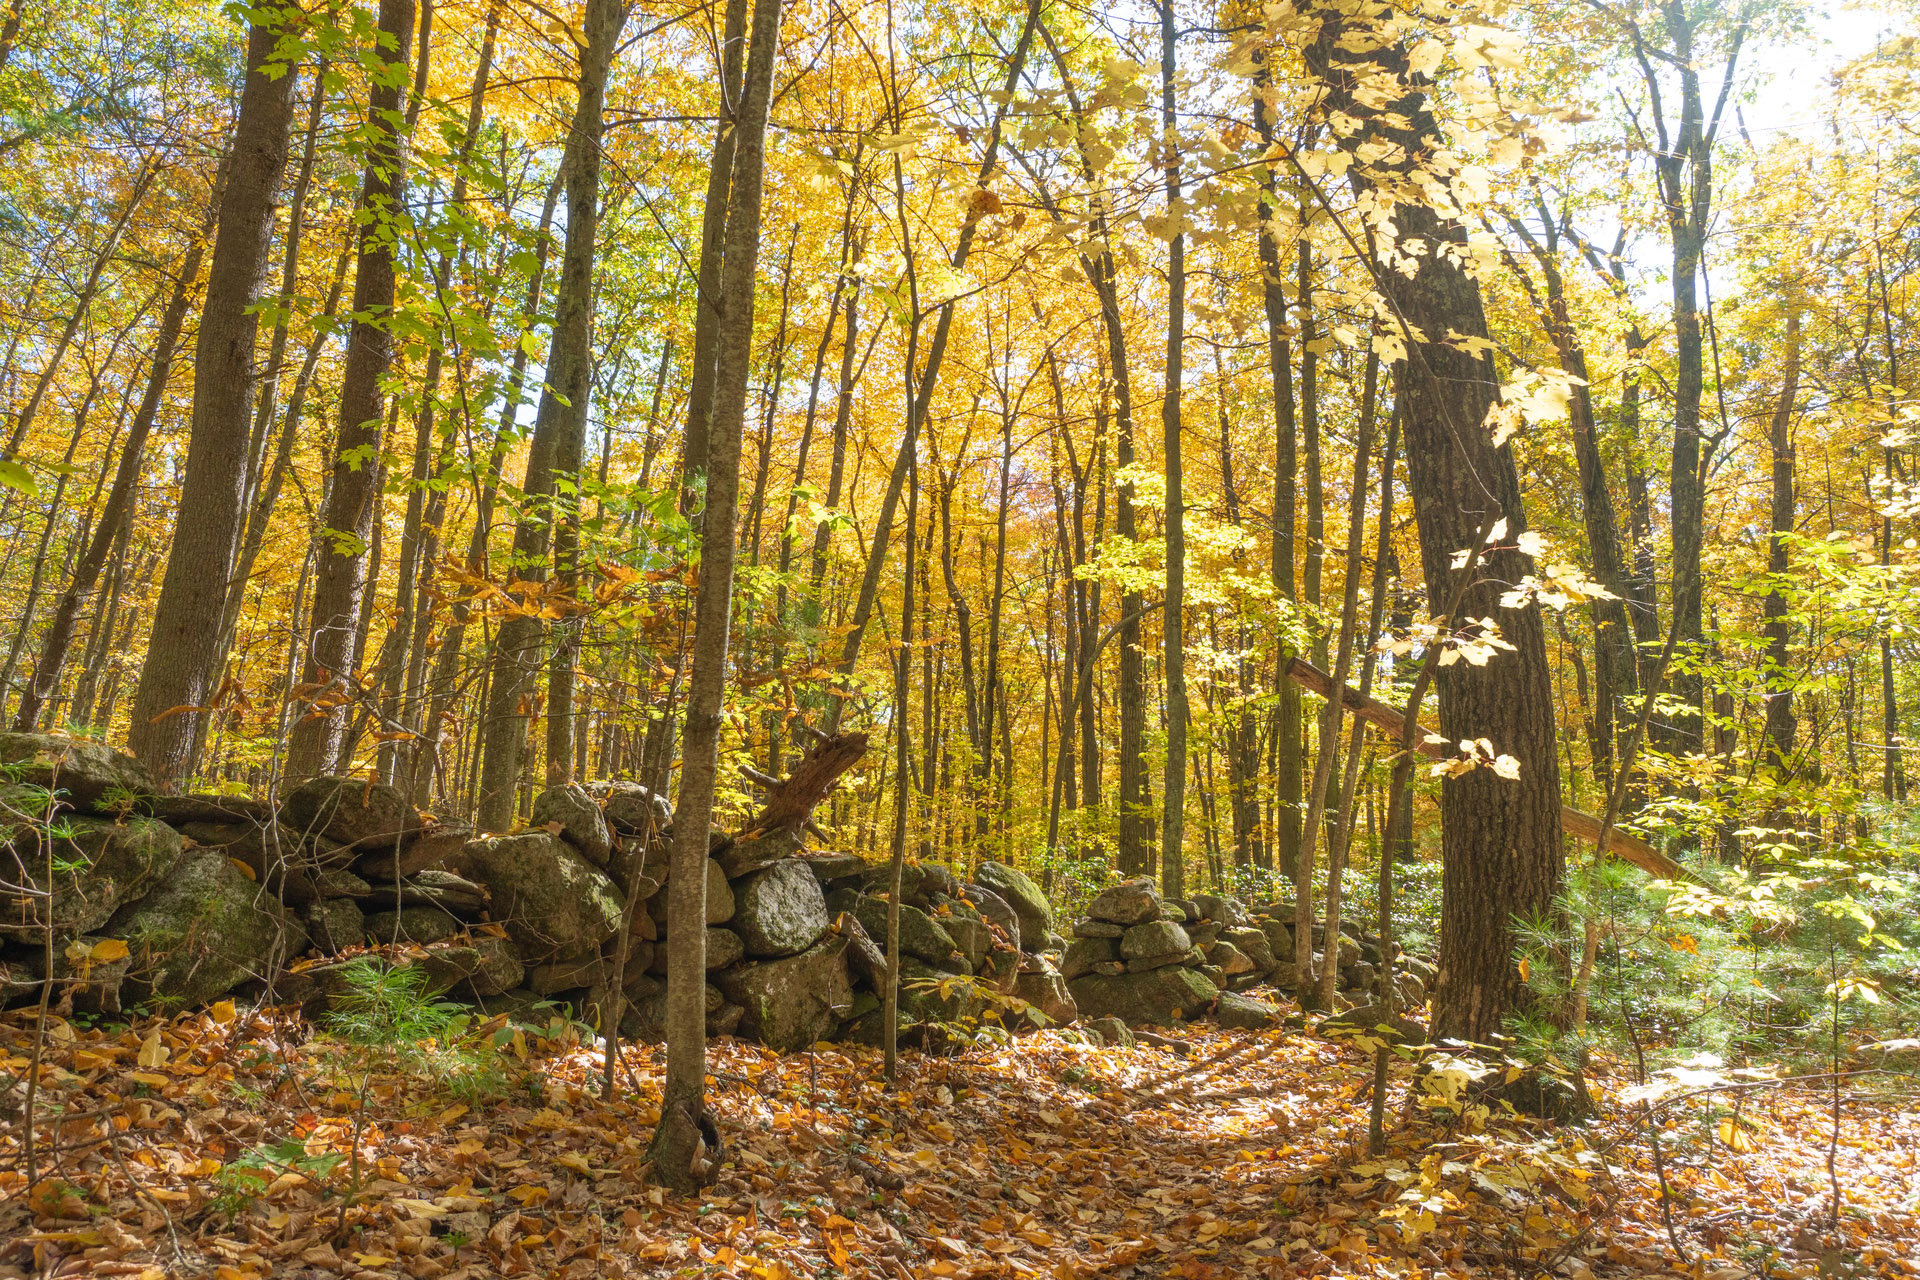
(128, 3, 299, 788)
(283, 0, 417, 781)
(1305, 0, 1564, 1045)
(1157, 0, 1188, 901)
(650, 0, 779, 1193)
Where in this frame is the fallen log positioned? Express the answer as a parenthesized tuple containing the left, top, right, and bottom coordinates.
(1283, 656, 1698, 884)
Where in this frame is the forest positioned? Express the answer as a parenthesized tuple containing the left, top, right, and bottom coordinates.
(0, 0, 1918, 1274)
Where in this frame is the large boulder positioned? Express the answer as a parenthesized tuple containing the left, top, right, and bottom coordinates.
(462, 832, 623, 964)
(353, 821, 472, 881)
(1012, 961, 1077, 1028)
(974, 861, 1051, 940)
(280, 777, 418, 851)
(961, 883, 1022, 952)
(854, 896, 963, 969)
(530, 784, 613, 867)
(303, 898, 365, 956)
(1215, 991, 1282, 1030)
(1257, 917, 1296, 964)
(0, 733, 155, 813)
(717, 826, 805, 879)
(1222, 925, 1277, 971)
(1191, 893, 1249, 927)
(1068, 965, 1218, 1027)
(1, 815, 184, 941)
(105, 849, 306, 1009)
(1086, 877, 1160, 926)
(595, 780, 671, 835)
(363, 906, 462, 947)
(731, 859, 829, 958)
(176, 821, 318, 904)
(1060, 935, 1116, 981)
(714, 935, 852, 1052)
(1120, 919, 1190, 960)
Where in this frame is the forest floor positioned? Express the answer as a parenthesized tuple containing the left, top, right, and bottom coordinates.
(2, 1003, 1916, 1279)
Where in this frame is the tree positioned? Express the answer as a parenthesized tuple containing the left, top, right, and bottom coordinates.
(649, 0, 782, 1193)
(127, 1, 300, 789)
(1304, 0, 1565, 1043)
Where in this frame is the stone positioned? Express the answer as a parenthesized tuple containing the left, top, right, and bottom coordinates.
(731, 859, 829, 957)
(802, 852, 869, 885)
(1215, 991, 1281, 1030)
(0, 733, 155, 813)
(363, 906, 462, 947)
(17, 935, 134, 1014)
(529, 955, 607, 996)
(708, 1002, 746, 1038)
(1042, 931, 1068, 952)
(461, 832, 623, 964)
(106, 849, 307, 1009)
(974, 861, 1051, 937)
(1120, 919, 1190, 960)
(353, 822, 473, 881)
(836, 911, 888, 989)
(315, 867, 372, 898)
(279, 776, 418, 850)
(705, 859, 735, 925)
(1341, 961, 1377, 993)
(176, 821, 318, 904)
(458, 935, 524, 997)
(1401, 955, 1438, 986)
(854, 896, 963, 968)
(375, 869, 489, 915)
(595, 780, 672, 835)
(149, 793, 274, 827)
(1012, 963, 1077, 1027)
(1068, 965, 1219, 1027)
(1086, 877, 1160, 926)
(865, 861, 958, 908)
(530, 784, 613, 867)
(1, 814, 185, 941)
(1087, 1015, 1134, 1047)
(1191, 893, 1248, 926)
(1072, 919, 1124, 939)
(944, 916, 991, 969)
(1320, 1003, 1427, 1047)
(1125, 951, 1190, 973)
(717, 826, 806, 879)
(303, 897, 365, 956)
(706, 926, 745, 970)
(714, 935, 852, 1053)
(1267, 962, 1300, 992)
(1394, 971, 1427, 1007)
(1187, 922, 1221, 950)
(895, 955, 984, 1024)
(960, 883, 1022, 952)
(978, 947, 1020, 993)
(1207, 940, 1256, 976)
(1257, 917, 1296, 964)
(1222, 925, 1276, 972)
(1090, 960, 1125, 976)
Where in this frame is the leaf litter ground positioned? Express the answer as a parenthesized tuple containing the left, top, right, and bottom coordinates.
(3, 1005, 1915, 1278)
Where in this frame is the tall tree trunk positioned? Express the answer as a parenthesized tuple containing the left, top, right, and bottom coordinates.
(676, 0, 750, 508)
(1251, 62, 1300, 878)
(128, 3, 299, 787)
(1763, 311, 1802, 784)
(472, 5, 621, 824)
(650, 0, 780, 1192)
(1306, 0, 1564, 1045)
(283, 0, 418, 781)
(1157, 0, 1187, 900)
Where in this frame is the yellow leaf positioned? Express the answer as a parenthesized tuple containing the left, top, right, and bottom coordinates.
(437, 1104, 468, 1124)
(508, 1184, 550, 1206)
(90, 938, 130, 963)
(228, 857, 257, 881)
(353, 1255, 392, 1268)
(1717, 1119, 1760, 1153)
(209, 999, 237, 1025)
(128, 1071, 170, 1088)
(555, 1152, 593, 1176)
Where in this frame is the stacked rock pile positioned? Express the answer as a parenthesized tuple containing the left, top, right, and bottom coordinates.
(1062, 878, 1284, 1029)
(0, 733, 1088, 1049)
(1244, 898, 1436, 1009)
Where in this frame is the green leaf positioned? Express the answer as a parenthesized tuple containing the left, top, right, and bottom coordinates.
(0, 459, 37, 496)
